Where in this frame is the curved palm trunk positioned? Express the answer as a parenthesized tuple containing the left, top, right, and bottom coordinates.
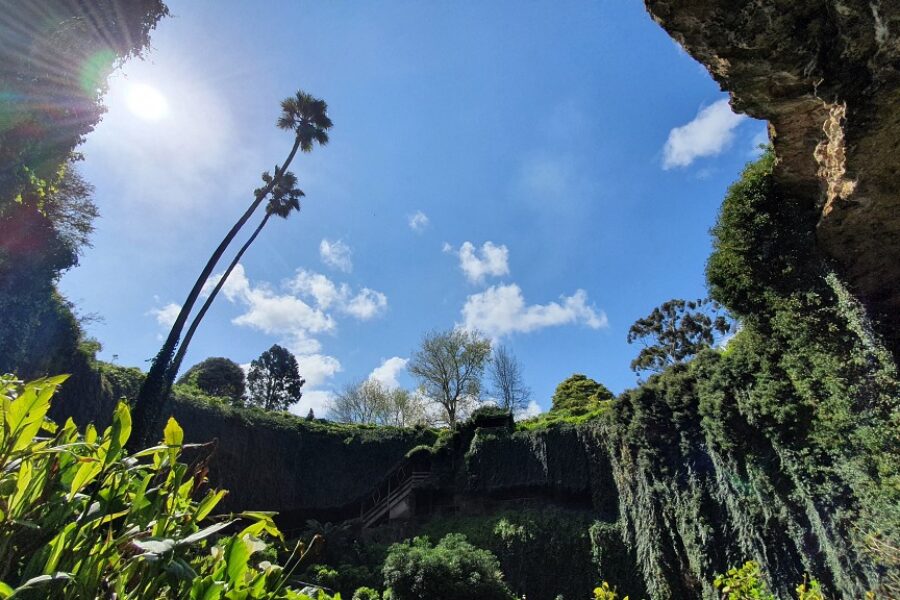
(167, 212, 272, 382)
(131, 138, 301, 447)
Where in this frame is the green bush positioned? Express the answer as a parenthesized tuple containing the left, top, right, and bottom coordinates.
(177, 357, 246, 405)
(382, 534, 514, 600)
(713, 561, 825, 600)
(550, 374, 613, 413)
(0, 374, 337, 599)
(351, 587, 380, 600)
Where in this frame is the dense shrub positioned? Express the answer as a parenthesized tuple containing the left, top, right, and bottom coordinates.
(382, 534, 514, 600)
(550, 374, 613, 413)
(177, 357, 246, 405)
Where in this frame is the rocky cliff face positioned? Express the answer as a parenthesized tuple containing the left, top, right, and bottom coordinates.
(644, 0, 900, 356)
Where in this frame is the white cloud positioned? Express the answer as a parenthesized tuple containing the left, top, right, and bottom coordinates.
(408, 210, 429, 233)
(206, 264, 388, 418)
(289, 269, 346, 310)
(442, 242, 453, 253)
(288, 269, 387, 321)
(148, 302, 181, 328)
(461, 283, 607, 338)
(217, 265, 387, 336)
(227, 267, 336, 335)
(369, 356, 409, 389)
(320, 239, 353, 273)
(456, 241, 510, 284)
(293, 390, 334, 418)
(344, 288, 388, 320)
(300, 353, 342, 387)
(663, 99, 746, 169)
(515, 400, 542, 420)
(291, 354, 342, 418)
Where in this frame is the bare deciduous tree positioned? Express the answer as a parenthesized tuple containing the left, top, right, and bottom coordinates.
(488, 345, 530, 414)
(330, 379, 427, 426)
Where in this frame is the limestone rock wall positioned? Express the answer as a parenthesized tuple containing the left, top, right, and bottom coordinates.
(644, 0, 900, 356)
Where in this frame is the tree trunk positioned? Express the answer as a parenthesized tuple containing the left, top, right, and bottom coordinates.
(166, 212, 271, 384)
(131, 138, 301, 447)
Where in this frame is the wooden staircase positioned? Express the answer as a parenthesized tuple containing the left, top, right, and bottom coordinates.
(360, 462, 430, 529)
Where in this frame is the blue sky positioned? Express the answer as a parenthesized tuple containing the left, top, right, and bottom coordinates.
(60, 0, 766, 417)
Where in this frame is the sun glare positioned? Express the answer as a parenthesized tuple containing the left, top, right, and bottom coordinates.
(125, 83, 168, 120)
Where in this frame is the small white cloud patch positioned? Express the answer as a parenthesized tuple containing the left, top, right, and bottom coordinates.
(319, 239, 353, 273)
(462, 283, 607, 338)
(663, 99, 746, 169)
(516, 400, 542, 420)
(344, 288, 388, 320)
(289, 269, 388, 321)
(456, 241, 510, 284)
(148, 302, 181, 328)
(408, 210, 429, 233)
(369, 356, 409, 389)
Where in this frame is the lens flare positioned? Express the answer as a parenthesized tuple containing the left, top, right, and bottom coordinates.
(126, 83, 168, 120)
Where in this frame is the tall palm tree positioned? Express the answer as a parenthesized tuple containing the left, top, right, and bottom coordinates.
(166, 171, 304, 380)
(131, 91, 332, 446)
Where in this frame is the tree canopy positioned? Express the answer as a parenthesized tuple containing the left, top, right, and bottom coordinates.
(550, 374, 614, 414)
(246, 344, 305, 412)
(626, 298, 731, 374)
(177, 357, 246, 405)
(408, 328, 491, 427)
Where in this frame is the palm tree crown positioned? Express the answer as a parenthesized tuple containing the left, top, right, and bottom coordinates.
(277, 91, 333, 152)
(257, 170, 304, 218)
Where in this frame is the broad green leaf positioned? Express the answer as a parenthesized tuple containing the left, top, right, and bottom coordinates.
(9, 461, 33, 515)
(9, 571, 72, 596)
(5, 377, 63, 453)
(133, 538, 176, 556)
(43, 523, 75, 574)
(0, 581, 12, 598)
(237, 512, 282, 541)
(224, 536, 251, 585)
(176, 520, 234, 547)
(195, 489, 227, 521)
(110, 402, 132, 449)
(68, 460, 102, 500)
(163, 417, 184, 447)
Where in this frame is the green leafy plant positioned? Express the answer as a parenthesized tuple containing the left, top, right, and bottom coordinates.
(593, 581, 629, 600)
(713, 562, 776, 600)
(351, 587, 380, 600)
(0, 374, 336, 599)
(382, 533, 514, 600)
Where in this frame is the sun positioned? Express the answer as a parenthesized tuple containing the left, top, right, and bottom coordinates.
(125, 82, 168, 120)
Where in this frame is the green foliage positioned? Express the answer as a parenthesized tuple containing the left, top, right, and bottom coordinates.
(601, 151, 900, 598)
(516, 374, 614, 430)
(713, 562, 776, 600)
(593, 581, 629, 600)
(626, 298, 730, 374)
(248, 344, 306, 411)
(710, 563, 830, 600)
(0, 374, 335, 599)
(516, 404, 609, 431)
(412, 509, 613, 600)
(351, 587, 380, 600)
(408, 328, 492, 426)
(178, 357, 246, 405)
(0, 0, 167, 381)
(382, 534, 515, 600)
(550, 374, 613, 413)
